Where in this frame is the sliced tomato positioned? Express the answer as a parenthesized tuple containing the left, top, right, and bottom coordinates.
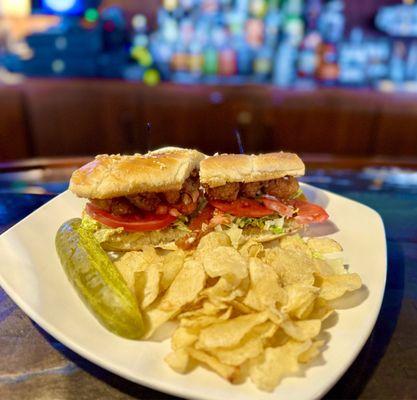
(210, 199, 275, 218)
(290, 200, 329, 224)
(188, 205, 214, 231)
(260, 196, 295, 218)
(85, 203, 177, 232)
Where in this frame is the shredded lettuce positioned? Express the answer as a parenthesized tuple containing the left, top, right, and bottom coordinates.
(233, 215, 285, 235)
(172, 216, 191, 233)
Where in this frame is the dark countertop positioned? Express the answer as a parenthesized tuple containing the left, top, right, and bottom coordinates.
(0, 170, 416, 400)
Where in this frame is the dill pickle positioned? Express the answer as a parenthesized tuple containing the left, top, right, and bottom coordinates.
(56, 218, 144, 339)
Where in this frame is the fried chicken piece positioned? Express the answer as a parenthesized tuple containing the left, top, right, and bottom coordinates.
(89, 199, 112, 212)
(265, 176, 299, 199)
(164, 190, 181, 204)
(127, 193, 161, 212)
(240, 181, 263, 198)
(205, 182, 240, 202)
(111, 197, 138, 215)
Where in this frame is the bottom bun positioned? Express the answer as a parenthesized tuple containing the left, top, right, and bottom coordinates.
(241, 225, 301, 244)
(98, 227, 186, 251)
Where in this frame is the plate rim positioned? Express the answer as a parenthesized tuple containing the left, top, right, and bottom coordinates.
(0, 184, 387, 400)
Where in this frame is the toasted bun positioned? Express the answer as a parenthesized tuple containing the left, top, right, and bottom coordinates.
(200, 152, 305, 187)
(99, 227, 185, 251)
(241, 225, 301, 243)
(70, 148, 206, 199)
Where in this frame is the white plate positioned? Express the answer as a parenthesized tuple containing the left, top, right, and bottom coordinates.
(0, 184, 386, 400)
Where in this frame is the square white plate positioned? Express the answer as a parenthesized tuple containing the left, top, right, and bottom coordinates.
(0, 184, 386, 400)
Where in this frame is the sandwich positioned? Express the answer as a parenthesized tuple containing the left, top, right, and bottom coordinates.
(69, 147, 206, 251)
(198, 152, 329, 242)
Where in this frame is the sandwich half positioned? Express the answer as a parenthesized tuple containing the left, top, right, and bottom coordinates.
(199, 152, 328, 242)
(69, 147, 206, 251)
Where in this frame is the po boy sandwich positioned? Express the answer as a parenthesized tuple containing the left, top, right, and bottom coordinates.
(198, 152, 328, 242)
(69, 147, 206, 251)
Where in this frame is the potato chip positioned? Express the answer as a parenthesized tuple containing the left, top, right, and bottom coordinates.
(114, 251, 146, 293)
(158, 260, 206, 312)
(281, 319, 321, 341)
(264, 247, 315, 286)
(298, 340, 325, 363)
(212, 336, 264, 366)
(180, 306, 232, 330)
(283, 284, 319, 319)
(307, 237, 343, 254)
(279, 234, 312, 257)
(318, 273, 362, 300)
(202, 246, 248, 281)
(144, 260, 206, 337)
(252, 321, 279, 340)
(325, 258, 347, 275)
(197, 311, 269, 349)
(180, 315, 219, 329)
(224, 224, 243, 249)
(308, 298, 334, 321)
(134, 263, 160, 309)
(313, 258, 345, 276)
(179, 301, 228, 320)
(248, 258, 288, 309)
(159, 250, 185, 291)
(249, 340, 312, 392)
(239, 240, 264, 258)
(196, 231, 231, 255)
(187, 348, 238, 381)
(171, 326, 198, 350)
(203, 278, 238, 304)
(165, 349, 190, 373)
(230, 300, 255, 314)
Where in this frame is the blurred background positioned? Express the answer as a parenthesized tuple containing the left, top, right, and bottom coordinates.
(1, 0, 417, 162)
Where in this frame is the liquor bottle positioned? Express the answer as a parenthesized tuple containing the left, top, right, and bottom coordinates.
(282, 0, 304, 47)
(189, 41, 204, 79)
(390, 41, 406, 83)
(253, 43, 273, 82)
(316, 41, 339, 85)
(171, 41, 188, 73)
(366, 39, 390, 83)
(406, 41, 417, 81)
(298, 31, 321, 79)
(203, 34, 219, 76)
(235, 0, 250, 16)
(246, 18, 264, 48)
(318, 0, 345, 44)
(273, 39, 298, 87)
(264, 0, 281, 48)
(149, 33, 172, 80)
(201, 0, 220, 15)
(179, 0, 195, 13)
(250, 0, 268, 18)
(219, 45, 237, 76)
(179, 17, 194, 48)
(163, 0, 179, 13)
(339, 28, 367, 86)
(305, 0, 322, 32)
(234, 33, 253, 75)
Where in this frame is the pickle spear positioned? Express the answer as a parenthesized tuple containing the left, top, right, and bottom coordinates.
(56, 218, 145, 339)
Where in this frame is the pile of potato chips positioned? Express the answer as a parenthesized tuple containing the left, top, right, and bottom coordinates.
(115, 229, 362, 392)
